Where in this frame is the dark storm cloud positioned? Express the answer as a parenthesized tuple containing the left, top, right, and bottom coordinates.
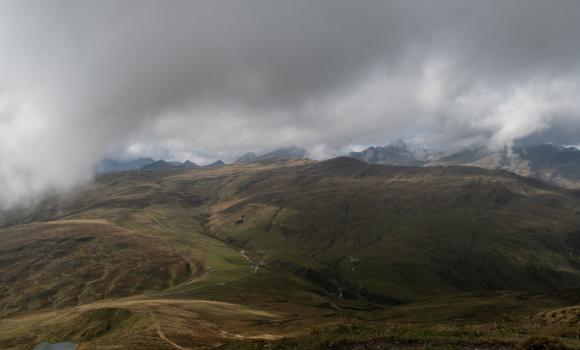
(1, 0, 580, 206)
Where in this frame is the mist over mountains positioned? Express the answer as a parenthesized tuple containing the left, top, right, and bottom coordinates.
(97, 141, 580, 190)
(349, 140, 580, 189)
(1, 1, 580, 207)
(97, 147, 308, 173)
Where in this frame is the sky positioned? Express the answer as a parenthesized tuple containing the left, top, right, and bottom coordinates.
(1, 0, 580, 207)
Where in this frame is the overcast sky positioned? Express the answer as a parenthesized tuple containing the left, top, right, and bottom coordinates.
(1, 0, 580, 207)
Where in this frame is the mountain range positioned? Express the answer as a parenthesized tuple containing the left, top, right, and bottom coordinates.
(96, 147, 308, 174)
(141, 159, 201, 170)
(3, 156, 580, 348)
(95, 157, 156, 173)
(98, 143, 580, 190)
(235, 146, 307, 163)
(348, 139, 422, 166)
(349, 141, 580, 189)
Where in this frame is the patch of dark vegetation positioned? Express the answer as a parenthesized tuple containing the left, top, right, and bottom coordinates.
(218, 323, 523, 350)
(293, 265, 398, 304)
(235, 215, 245, 225)
(234, 173, 274, 195)
(74, 236, 96, 243)
(565, 231, 580, 251)
(354, 286, 401, 305)
(521, 337, 569, 350)
(64, 308, 132, 341)
(294, 267, 347, 296)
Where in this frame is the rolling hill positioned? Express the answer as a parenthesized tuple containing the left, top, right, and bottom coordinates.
(3, 158, 580, 349)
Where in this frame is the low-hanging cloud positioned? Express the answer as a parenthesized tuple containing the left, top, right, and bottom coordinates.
(1, 0, 580, 207)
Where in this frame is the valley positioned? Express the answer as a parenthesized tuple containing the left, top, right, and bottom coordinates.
(2, 158, 580, 349)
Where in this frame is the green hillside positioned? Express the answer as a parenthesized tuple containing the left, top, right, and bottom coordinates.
(211, 157, 580, 301)
(2, 158, 580, 349)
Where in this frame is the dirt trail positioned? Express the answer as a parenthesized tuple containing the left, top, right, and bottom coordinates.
(217, 250, 260, 286)
(240, 250, 260, 274)
(151, 313, 190, 350)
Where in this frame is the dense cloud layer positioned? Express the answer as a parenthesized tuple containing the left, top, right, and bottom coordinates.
(1, 0, 580, 207)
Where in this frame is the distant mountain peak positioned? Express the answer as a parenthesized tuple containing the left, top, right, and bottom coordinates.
(235, 146, 307, 163)
(96, 157, 155, 174)
(205, 160, 226, 168)
(141, 160, 199, 171)
(348, 140, 421, 166)
(141, 160, 171, 170)
(420, 143, 580, 189)
(235, 152, 257, 164)
(182, 160, 200, 169)
(390, 138, 408, 150)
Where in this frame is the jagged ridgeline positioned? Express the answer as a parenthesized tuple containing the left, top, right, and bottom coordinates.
(349, 141, 580, 189)
(95, 147, 307, 175)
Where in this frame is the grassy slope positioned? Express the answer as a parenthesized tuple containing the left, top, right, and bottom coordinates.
(211, 158, 580, 301)
(0, 162, 341, 349)
(2, 158, 580, 348)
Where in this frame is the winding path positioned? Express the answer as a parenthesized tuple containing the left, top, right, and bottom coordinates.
(151, 313, 189, 350)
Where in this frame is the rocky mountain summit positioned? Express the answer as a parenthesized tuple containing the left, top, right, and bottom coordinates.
(350, 141, 580, 189)
(235, 146, 307, 163)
